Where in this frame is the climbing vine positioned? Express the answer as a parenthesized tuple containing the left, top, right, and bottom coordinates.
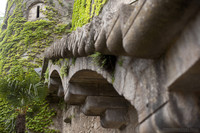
(0, 0, 70, 132)
(71, 0, 108, 30)
(89, 52, 116, 72)
(26, 101, 58, 133)
(0, 0, 109, 132)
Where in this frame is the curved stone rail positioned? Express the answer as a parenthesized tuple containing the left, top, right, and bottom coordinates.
(44, 0, 200, 60)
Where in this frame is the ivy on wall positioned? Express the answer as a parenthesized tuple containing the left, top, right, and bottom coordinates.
(0, 0, 70, 132)
(0, 0, 109, 132)
(71, 0, 107, 30)
(26, 101, 58, 133)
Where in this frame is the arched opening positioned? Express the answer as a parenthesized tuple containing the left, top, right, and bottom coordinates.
(63, 70, 139, 130)
(27, 3, 46, 21)
(47, 70, 64, 103)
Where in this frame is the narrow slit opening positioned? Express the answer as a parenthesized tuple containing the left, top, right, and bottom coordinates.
(36, 6, 40, 18)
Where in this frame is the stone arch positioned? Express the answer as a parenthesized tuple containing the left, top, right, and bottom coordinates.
(46, 58, 140, 131)
(64, 69, 139, 130)
(27, 2, 46, 21)
(48, 69, 64, 102)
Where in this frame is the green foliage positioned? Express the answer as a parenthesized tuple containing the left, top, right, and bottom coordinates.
(91, 0, 107, 16)
(0, 66, 48, 132)
(26, 101, 58, 133)
(71, 0, 107, 30)
(57, 0, 64, 7)
(42, 5, 59, 21)
(117, 57, 124, 67)
(0, 0, 70, 132)
(72, 57, 76, 66)
(55, 24, 71, 34)
(0, 67, 47, 108)
(0, 99, 16, 133)
(90, 52, 106, 68)
(45, 68, 50, 83)
(89, 52, 116, 72)
(0, 0, 70, 76)
(60, 59, 70, 78)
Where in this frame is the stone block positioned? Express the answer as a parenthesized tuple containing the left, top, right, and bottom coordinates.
(81, 96, 128, 116)
(100, 108, 128, 129)
(123, 0, 200, 58)
(64, 83, 120, 105)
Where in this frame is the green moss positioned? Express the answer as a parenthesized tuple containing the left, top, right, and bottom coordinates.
(0, 0, 70, 132)
(71, 0, 108, 30)
(0, 0, 107, 132)
(117, 57, 124, 67)
(57, 0, 64, 7)
(26, 101, 58, 133)
(44, 68, 50, 83)
(0, 0, 70, 76)
(60, 59, 70, 78)
(89, 52, 116, 72)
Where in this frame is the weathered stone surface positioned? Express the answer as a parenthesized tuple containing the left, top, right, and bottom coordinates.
(48, 77, 62, 93)
(81, 96, 128, 116)
(62, 106, 119, 133)
(28, 3, 46, 21)
(123, 0, 200, 58)
(100, 109, 128, 129)
(64, 83, 119, 105)
(44, 0, 200, 60)
(166, 10, 200, 92)
(57, 85, 64, 97)
(42, 0, 200, 132)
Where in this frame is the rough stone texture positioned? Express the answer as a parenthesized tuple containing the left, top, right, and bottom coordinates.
(41, 0, 200, 133)
(62, 106, 118, 133)
(59, 104, 137, 133)
(2, 0, 73, 31)
(28, 3, 46, 21)
(44, 0, 200, 60)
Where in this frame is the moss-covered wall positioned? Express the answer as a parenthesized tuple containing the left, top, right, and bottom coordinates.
(0, 0, 108, 132)
(0, 0, 72, 132)
(71, 0, 107, 30)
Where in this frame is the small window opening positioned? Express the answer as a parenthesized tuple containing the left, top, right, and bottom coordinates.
(36, 6, 40, 18)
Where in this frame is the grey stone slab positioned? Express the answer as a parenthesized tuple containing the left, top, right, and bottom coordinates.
(57, 85, 64, 97)
(100, 108, 128, 129)
(81, 96, 128, 116)
(64, 83, 120, 105)
(166, 10, 200, 92)
(123, 0, 200, 58)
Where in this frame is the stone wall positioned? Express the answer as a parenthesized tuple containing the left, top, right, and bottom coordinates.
(41, 0, 200, 133)
(28, 3, 46, 21)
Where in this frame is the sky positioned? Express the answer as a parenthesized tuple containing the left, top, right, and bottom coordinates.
(0, 0, 7, 16)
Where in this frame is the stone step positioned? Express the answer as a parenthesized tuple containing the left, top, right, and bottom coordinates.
(64, 83, 119, 105)
(100, 108, 128, 129)
(81, 96, 128, 116)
